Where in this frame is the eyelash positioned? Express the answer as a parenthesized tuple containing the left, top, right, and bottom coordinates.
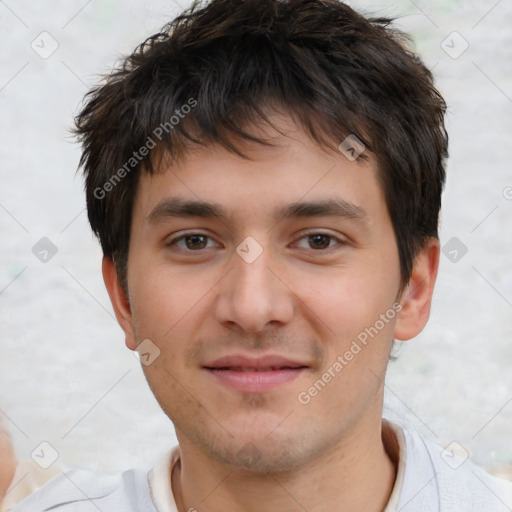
(166, 232, 346, 253)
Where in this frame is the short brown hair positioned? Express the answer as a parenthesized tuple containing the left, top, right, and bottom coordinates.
(74, 0, 448, 294)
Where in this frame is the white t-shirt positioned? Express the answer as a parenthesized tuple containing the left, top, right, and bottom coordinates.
(5, 421, 512, 511)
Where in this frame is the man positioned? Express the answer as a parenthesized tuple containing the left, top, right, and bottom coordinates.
(10, 0, 512, 510)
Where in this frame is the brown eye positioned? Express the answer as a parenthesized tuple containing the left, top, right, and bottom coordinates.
(167, 233, 219, 252)
(293, 232, 346, 252)
(184, 234, 208, 250)
(308, 234, 333, 250)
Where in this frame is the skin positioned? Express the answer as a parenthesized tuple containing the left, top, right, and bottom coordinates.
(0, 424, 17, 506)
(104, 114, 439, 512)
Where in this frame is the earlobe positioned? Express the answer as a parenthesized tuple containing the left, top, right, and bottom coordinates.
(102, 257, 138, 350)
(393, 238, 440, 341)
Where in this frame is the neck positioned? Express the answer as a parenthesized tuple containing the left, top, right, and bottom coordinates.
(172, 417, 399, 512)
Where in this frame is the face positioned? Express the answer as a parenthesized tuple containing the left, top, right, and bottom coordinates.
(106, 114, 436, 473)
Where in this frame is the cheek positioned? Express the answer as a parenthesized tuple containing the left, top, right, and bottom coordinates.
(130, 257, 181, 315)
(293, 262, 398, 341)
(129, 262, 215, 350)
(295, 269, 398, 410)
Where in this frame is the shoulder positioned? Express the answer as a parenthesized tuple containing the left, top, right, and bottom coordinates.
(10, 466, 158, 512)
(398, 425, 512, 511)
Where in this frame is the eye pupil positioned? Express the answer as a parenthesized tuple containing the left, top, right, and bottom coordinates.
(186, 235, 208, 249)
(309, 234, 330, 249)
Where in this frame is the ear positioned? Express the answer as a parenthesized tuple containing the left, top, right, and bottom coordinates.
(102, 256, 137, 350)
(394, 238, 440, 341)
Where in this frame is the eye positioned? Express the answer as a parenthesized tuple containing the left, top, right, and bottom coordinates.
(167, 233, 220, 251)
(294, 233, 344, 251)
(166, 232, 345, 253)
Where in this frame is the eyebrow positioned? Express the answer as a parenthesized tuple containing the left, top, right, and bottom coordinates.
(147, 197, 369, 225)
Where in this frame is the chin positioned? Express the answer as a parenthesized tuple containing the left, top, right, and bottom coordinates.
(196, 428, 322, 474)
(219, 443, 308, 474)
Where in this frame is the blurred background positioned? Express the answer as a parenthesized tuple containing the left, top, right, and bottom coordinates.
(0, 0, 511, 474)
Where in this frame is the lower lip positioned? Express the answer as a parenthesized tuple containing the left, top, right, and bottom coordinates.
(205, 368, 306, 393)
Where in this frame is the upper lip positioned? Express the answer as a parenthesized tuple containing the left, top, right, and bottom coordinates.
(204, 354, 308, 370)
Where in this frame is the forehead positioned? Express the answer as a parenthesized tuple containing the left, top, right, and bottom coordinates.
(132, 114, 385, 225)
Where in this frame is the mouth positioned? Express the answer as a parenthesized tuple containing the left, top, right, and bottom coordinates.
(209, 365, 306, 372)
(203, 354, 309, 393)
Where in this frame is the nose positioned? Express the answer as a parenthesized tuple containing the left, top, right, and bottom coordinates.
(213, 245, 294, 334)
